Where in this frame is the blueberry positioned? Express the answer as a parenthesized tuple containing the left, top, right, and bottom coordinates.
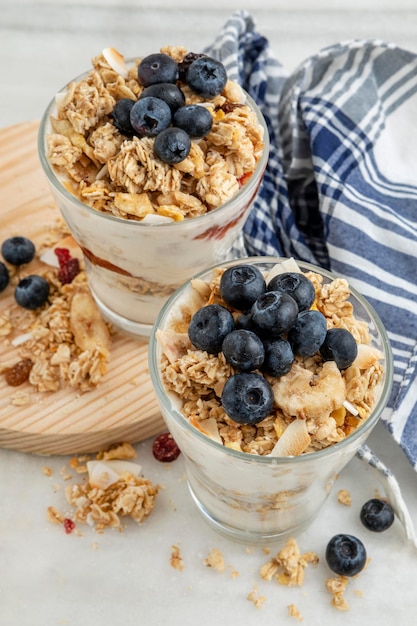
(137, 53, 179, 86)
(221, 372, 274, 425)
(0, 261, 9, 292)
(188, 303, 235, 354)
(320, 327, 358, 369)
(173, 104, 213, 138)
(222, 329, 265, 372)
(325, 534, 367, 577)
(111, 98, 135, 135)
(154, 127, 191, 164)
(220, 264, 266, 311)
(140, 83, 185, 113)
(178, 52, 206, 82)
(186, 56, 228, 98)
(2, 236, 35, 266)
(267, 272, 315, 312)
(15, 275, 50, 310)
(251, 291, 299, 336)
(288, 310, 327, 357)
(130, 97, 172, 137)
(360, 498, 395, 532)
(261, 337, 294, 378)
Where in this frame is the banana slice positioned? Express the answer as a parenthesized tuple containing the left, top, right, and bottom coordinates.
(70, 291, 111, 355)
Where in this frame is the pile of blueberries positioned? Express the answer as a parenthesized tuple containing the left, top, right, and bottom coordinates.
(111, 52, 228, 164)
(187, 263, 359, 426)
(0, 236, 50, 309)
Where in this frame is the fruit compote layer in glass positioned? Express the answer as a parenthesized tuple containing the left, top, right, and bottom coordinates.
(41, 47, 267, 333)
(157, 258, 385, 456)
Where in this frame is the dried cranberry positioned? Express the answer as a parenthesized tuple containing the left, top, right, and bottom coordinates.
(152, 432, 181, 462)
(58, 257, 80, 284)
(54, 247, 71, 266)
(63, 518, 76, 534)
(4, 358, 33, 386)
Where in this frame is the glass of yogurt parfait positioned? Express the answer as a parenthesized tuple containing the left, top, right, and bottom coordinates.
(148, 256, 393, 543)
(38, 47, 269, 337)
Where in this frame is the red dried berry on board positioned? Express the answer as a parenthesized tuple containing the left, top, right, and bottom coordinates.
(58, 257, 80, 284)
(54, 247, 80, 284)
(4, 358, 33, 386)
(54, 247, 71, 266)
(152, 432, 181, 462)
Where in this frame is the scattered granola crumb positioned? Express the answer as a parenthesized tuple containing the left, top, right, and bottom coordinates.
(59, 466, 73, 481)
(260, 537, 319, 587)
(262, 546, 271, 555)
(98, 441, 137, 461)
(229, 566, 240, 579)
(65, 473, 158, 532)
(170, 545, 185, 571)
(337, 488, 352, 506)
(68, 456, 88, 473)
(247, 584, 266, 609)
(42, 465, 53, 477)
(203, 548, 226, 572)
(47, 505, 65, 525)
(353, 588, 364, 598)
(288, 603, 303, 621)
(10, 390, 31, 406)
(326, 575, 350, 611)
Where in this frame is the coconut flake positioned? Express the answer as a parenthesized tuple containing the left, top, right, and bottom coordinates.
(87, 459, 142, 489)
(11, 332, 33, 346)
(102, 47, 129, 78)
(39, 234, 83, 267)
(343, 400, 359, 416)
(352, 344, 384, 369)
(269, 419, 311, 457)
(140, 213, 174, 224)
(265, 257, 302, 283)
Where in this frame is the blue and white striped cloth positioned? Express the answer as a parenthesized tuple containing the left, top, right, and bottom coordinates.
(207, 11, 417, 470)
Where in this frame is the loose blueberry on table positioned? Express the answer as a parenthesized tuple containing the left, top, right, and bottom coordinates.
(325, 533, 367, 576)
(360, 498, 395, 532)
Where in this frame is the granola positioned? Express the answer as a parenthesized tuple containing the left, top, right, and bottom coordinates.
(0, 228, 112, 394)
(157, 262, 385, 456)
(46, 443, 158, 533)
(46, 47, 265, 221)
(260, 537, 318, 587)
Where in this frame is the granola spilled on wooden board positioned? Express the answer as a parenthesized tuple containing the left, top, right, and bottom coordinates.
(46, 47, 265, 221)
(157, 260, 385, 456)
(0, 224, 112, 396)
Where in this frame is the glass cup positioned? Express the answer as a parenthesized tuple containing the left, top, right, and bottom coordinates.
(148, 257, 393, 544)
(37, 72, 269, 338)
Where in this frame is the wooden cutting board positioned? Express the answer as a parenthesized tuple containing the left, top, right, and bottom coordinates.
(0, 121, 164, 455)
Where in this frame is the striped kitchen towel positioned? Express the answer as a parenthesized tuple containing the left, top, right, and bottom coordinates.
(206, 10, 417, 473)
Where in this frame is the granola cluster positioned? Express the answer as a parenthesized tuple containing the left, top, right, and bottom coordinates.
(158, 265, 385, 455)
(46, 47, 264, 221)
(46, 442, 159, 533)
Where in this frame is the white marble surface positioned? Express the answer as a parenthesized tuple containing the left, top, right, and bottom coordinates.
(1, 3, 417, 625)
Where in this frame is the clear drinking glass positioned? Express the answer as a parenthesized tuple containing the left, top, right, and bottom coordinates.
(148, 257, 393, 544)
(37, 74, 269, 338)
